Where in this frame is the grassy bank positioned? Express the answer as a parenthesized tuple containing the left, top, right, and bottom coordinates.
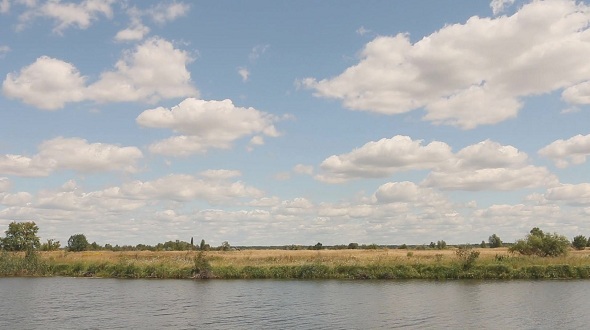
(3, 248, 590, 280)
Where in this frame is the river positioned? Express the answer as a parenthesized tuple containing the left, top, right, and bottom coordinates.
(0, 278, 587, 329)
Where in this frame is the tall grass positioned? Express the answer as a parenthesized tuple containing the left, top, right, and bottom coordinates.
(2, 248, 590, 279)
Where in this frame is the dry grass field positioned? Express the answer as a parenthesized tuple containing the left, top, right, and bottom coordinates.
(4, 247, 590, 279)
(39, 247, 590, 268)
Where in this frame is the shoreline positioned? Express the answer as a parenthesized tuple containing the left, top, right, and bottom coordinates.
(2, 248, 590, 280)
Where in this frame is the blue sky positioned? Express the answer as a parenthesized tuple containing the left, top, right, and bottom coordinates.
(1, 0, 590, 247)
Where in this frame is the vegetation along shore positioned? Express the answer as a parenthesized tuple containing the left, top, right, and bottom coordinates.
(3, 221, 590, 280)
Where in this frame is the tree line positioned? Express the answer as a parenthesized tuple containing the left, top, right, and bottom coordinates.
(0, 221, 585, 257)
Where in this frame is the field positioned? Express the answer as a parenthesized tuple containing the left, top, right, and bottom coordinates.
(4, 248, 590, 279)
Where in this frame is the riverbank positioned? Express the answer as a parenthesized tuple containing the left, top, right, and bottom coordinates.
(3, 248, 590, 279)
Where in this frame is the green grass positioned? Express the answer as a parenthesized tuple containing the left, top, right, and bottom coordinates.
(2, 248, 590, 280)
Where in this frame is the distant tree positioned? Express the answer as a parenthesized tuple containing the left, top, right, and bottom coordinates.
(572, 235, 588, 250)
(436, 240, 447, 250)
(200, 239, 206, 250)
(220, 241, 231, 251)
(0, 221, 41, 251)
(40, 239, 61, 251)
(398, 244, 408, 249)
(312, 242, 323, 250)
(67, 234, 89, 252)
(488, 234, 503, 248)
(480, 240, 487, 248)
(429, 242, 436, 249)
(348, 242, 359, 249)
(509, 227, 570, 257)
(190, 237, 194, 247)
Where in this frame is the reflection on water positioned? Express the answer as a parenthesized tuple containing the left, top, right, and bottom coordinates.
(0, 278, 588, 329)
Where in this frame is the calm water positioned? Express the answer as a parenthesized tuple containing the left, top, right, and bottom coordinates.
(0, 278, 588, 329)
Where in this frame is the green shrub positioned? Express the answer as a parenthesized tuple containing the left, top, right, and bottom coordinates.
(509, 227, 570, 257)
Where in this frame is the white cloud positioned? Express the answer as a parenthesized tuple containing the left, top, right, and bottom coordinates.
(118, 174, 263, 204)
(18, 0, 114, 33)
(114, 22, 150, 42)
(545, 183, 590, 206)
(317, 137, 557, 191)
(356, 26, 371, 36)
(374, 181, 447, 206)
(0, 137, 142, 176)
(0, 45, 10, 58)
(87, 37, 197, 103)
(490, 0, 515, 15)
(423, 140, 558, 190)
(148, 1, 190, 24)
(3, 56, 86, 110)
(238, 67, 250, 82)
(3, 38, 197, 109)
(137, 98, 283, 156)
(0, 177, 10, 192)
(539, 133, 590, 168)
(293, 164, 314, 175)
(304, 1, 590, 129)
(199, 169, 241, 180)
(315, 135, 452, 183)
(249, 44, 269, 62)
(37, 137, 143, 173)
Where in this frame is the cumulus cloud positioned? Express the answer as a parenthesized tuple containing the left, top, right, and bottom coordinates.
(137, 98, 283, 156)
(0, 137, 143, 177)
(3, 56, 86, 110)
(303, 1, 590, 129)
(117, 174, 263, 204)
(315, 135, 453, 183)
(317, 136, 557, 191)
(423, 140, 558, 190)
(18, 0, 114, 33)
(87, 37, 197, 103)
(544, 183, 590, 206)
(3, 37, 197, 109)
(539, 133, 590, 168)
(199, 169, 242, 180)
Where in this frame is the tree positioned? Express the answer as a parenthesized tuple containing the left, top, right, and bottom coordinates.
(572, 235, 588, 250)
(436, 240, 447, 249)
(0, 221, 41, 251)
(348, 242, 359, 249)
(480, 240, 487, 248)
(220, 241, 231, 251)
(200, 239, 206, 250)
(509, 227, 570, 257)
(488, 234, 503, 248)
(41, 239, 61, 251)
(67, 234, 89, 252)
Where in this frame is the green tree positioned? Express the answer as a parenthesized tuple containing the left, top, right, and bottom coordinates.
(220, 241, 231, 251)
(572, 235, 588, 250)
(480, 240, 487, 248)
(40, 239, 61, 251)
(67, 234, 89, 252)
(0, 221, 41, 251)
(348, 242, 359, 249)
(436, 240, 447, 249)
(488, 234, 503, 248)
(509, 227, 570, 257)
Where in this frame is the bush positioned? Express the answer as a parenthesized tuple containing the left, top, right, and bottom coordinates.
(509, 227, 570, 257)
(456, 245, 480, 270)
(488, 234, 502, 248)
(572, 235, 587, 250)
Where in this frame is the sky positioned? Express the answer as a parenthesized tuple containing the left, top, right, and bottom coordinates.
(1, 0, 590, 247)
